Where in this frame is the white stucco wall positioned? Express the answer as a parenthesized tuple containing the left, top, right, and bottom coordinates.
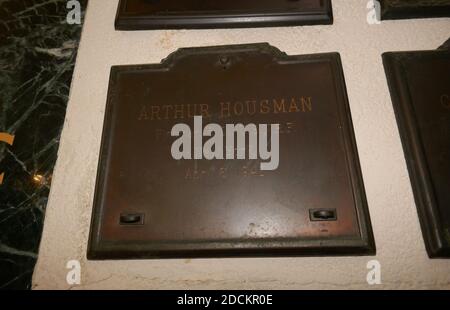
(32, 0, 450, 289)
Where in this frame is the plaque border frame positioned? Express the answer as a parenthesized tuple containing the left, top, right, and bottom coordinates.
(114, 0, 333, 30)
(380, 0, 450, 20)
(383, 49, 450, 258)
(87, 43, 375, 260)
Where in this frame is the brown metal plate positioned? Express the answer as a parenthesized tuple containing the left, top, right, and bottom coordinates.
(115, 0, 333, 30)
(383, 48, 450, 258)
(88, 44, 375, 260)
(380, 0, 450, 20)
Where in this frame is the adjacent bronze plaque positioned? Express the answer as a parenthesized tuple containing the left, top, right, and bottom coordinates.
(88, 44, 375, 259)
(439, 37, 450, 50)
(383, 48, 450, 258)
(380, 0, 450, 20)
(115, 0, 333, 30)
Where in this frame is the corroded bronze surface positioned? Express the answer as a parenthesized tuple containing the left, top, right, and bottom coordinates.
(88, 44, 375, 259)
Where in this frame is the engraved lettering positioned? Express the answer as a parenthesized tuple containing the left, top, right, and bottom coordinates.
(174, 104, 184, 119)
(301, 97, 313, 112)
(289, 98, 301, 113)
(220, 102, 232, 118)
(234, 101, 244, 116)
(186, 104, 194, 118)
(138, 105, 149, 121)
(246, 100, 257, 115)
(162, 105, 173, 120)
(273, 98, 287, 114)
(200, 104, 210, 119)
(151, 105, 161, 120)
(260, 99, 270, 114)
(139, 97, 313, 121)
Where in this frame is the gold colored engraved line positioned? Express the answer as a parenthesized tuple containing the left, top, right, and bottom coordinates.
(139, 97, 314, 121)
(0, 133, 15, 185)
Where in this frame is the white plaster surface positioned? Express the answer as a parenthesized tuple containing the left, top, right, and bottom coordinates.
(32, 0, 450, 289)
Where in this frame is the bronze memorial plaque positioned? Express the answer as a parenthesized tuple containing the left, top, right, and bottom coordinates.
(115, 0, 333, 30)
(88, 44, 375, 259)
(380, 0, 450, 20)
(383, 47, 450, 258)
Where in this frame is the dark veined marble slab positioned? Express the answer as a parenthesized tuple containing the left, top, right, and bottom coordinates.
(0, 0, 87, 289)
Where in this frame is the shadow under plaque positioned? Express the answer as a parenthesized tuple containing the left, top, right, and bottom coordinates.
(115, 0, 333, 30)
(383, 43, 450, 258)
(88, 43, 375, 260)
(379, 0, 450, 20)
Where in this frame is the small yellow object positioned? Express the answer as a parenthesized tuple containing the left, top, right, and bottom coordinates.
(33, 174, 45, 185)
(0, 133, 15, 185)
